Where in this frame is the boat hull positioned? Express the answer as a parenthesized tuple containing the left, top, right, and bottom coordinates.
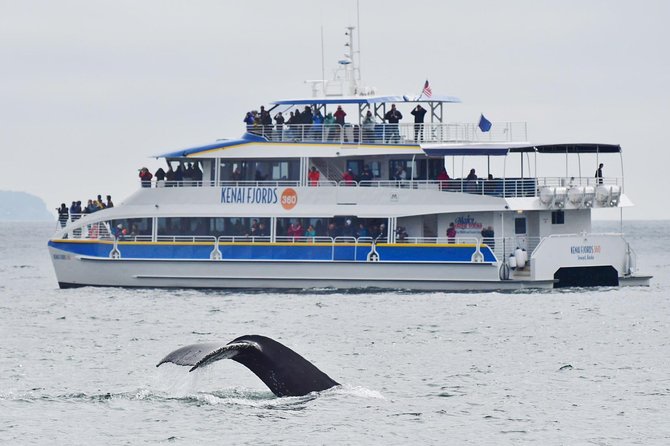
(49, 246, 555, 291)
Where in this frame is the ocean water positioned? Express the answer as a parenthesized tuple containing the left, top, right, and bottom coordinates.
(1, 221, 669, 445)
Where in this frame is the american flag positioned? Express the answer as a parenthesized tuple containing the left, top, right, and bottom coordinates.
(422, 80, 432, 98)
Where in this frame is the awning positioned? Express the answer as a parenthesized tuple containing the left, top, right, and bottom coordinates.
(272, 94, 461, 106)
(422, 142, 622, 157)
(155, 133, 265, 158)
(509, 143, 621, 154)
(421, 143, 522, 157)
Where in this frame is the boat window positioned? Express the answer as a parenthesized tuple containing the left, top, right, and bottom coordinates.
(389, 160, 414, 180)
(219, 159, 299, 182)
(276, 217, 388, 240)
(110, 218, 153, 237)
(514, 217, 527, 234)
(156, 217, 270, 238)
(551, 210, 565, 225)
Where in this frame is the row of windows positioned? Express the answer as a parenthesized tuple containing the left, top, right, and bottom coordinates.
(109, 217, 389, 238)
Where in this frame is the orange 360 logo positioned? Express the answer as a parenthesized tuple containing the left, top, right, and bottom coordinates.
(280, 188, 298, 210)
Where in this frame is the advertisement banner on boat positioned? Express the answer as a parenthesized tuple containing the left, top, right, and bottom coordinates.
(452, 215, 484, 235)
(220, 187, 298, 210)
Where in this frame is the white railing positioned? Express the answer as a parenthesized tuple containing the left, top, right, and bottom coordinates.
(247, 122, 527, 145)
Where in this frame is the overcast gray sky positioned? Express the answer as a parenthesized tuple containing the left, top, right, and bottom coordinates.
(2, 0, 668, 219)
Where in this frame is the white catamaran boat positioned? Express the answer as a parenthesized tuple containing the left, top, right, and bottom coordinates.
(48, 28, 651, 291)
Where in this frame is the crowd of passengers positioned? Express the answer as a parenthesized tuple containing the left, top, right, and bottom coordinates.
(57, 195, 114, 228)
(244, 103, 428, 143)
(139, 163, 203, 188)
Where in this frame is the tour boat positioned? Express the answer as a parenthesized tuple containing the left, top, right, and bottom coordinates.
(47, 28, 651, 290)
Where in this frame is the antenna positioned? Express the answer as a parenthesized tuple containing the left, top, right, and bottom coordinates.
(320, 25, 325, 94)
(357, 0, 361, 81)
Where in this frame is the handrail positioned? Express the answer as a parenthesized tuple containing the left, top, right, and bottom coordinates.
(247, 121, 528, 144)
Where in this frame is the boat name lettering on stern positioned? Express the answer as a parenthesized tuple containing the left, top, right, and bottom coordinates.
(570, 244, 601, 260)
(220, 187, 279, 205)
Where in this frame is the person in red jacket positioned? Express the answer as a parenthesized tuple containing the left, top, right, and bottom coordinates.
(139, 167, 153, 188)
(308, 166, 320, 186)
(341, 169, 355, 186)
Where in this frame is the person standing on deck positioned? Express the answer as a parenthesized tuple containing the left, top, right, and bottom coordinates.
(447, 222, 456, 243)
(384, 104, 403, 143)
(308, 167, 320, 186)
(595, 163, 604, 184)
(411, 105, 427, 141)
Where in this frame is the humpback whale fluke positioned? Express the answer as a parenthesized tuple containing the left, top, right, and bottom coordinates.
(157, 335, 339, 397)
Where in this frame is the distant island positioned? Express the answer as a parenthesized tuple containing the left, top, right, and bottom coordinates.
(0, 191, 54, 221)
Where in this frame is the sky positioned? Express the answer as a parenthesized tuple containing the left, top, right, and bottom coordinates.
(2, 0, 669, 219)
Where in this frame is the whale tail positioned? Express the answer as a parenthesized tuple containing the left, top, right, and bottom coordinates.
(157, 335, 339, 397)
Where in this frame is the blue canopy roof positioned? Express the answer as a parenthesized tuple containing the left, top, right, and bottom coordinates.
(272, 94, 461, 106)
(155, 133, 265, 158)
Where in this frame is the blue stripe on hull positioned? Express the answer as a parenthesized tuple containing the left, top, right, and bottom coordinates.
(48, 241, 496, 263)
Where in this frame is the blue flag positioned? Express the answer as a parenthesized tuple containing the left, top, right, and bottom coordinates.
(478, 114, 492, 132)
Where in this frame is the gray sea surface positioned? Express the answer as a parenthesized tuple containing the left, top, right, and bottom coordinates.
(1, 221, 669, 445)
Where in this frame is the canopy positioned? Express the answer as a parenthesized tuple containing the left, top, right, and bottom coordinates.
(509, 143, 621, 154)
(421, 143, 524, 157)
(155, 133, 265, 158)
(272, 94, 461, 106)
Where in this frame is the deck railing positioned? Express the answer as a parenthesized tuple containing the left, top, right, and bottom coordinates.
(248, 122, 527, 145)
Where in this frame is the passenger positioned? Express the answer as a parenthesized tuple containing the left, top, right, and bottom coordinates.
(260, 106, 273, 139)
(356, 223, 369, 239)
(243, 112, 255, 132)
(362, 110, 376, 143)
(326, 222, 340, 239)
(334, 106, 346, 141)
(192, 163, 203, 185)
(410, 105, 427, 141)
(73, 201, 82, 220)
(305, 224, 316, 238)
(394, 165, 407, 182)
(312, 109, 324, 141)
(287, 220, 304, 238)
(378, 223, 387, 241)
(232, 167, 242, 182)
(481, 226, 495, 249)
(95, 195, 106, 209)
(359, 165, 373, 185)
(155, 168, 166, 187)
(383, 104, 403, 143)
(395, 226, 408, 242)
(257, 222, 268, 237)
(308, 166, 320, 186)
(274, 112, 285, 140)
(57, 203, 69, 227)
(595, 163, 604, 184)
(293, 109, 303, 139)
(85, 199, 97, 214)
(341, 169, 355, 186)
(334, 105, 346, 126)
(139, 167, 153, 188)
(342, 219, 354, 237)
(465, 168, 478, 193)
(113, 223, 127, 239)
(106, 195, 114, 208)
(174, 164, 183, 186)
(165, 165, 175, 187)
(437, 168, 450, 190)
(183, 163, 194, 186)
(324, 112, 336, 141)
(69, 201, 77, 221)
(447, 222, 456, 243)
